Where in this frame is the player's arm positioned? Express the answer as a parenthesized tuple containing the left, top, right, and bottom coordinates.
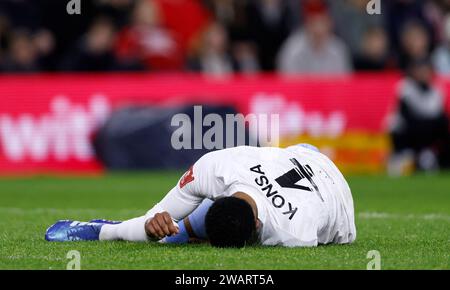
(144, 154, 218, 239)
(162, 199, 214, 244)
(145, 151, 222, 240)
(144, 182, 204, 239)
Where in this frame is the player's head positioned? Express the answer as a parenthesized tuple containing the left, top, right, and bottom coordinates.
(205, 197, 256, 248)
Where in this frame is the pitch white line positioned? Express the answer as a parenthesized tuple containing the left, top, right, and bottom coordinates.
(358, 212, 450, 222)
(5, 254, 64, 262)
(0, 207, 143, 216)
(0, 207, 449, 222)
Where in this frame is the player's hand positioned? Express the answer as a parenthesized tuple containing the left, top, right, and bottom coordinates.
(145, 212, 179, 240)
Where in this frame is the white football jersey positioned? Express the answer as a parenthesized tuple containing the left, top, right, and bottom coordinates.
(146, 145, 356, 247)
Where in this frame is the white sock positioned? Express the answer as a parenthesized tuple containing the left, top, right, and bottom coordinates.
(99, 216, 148, 242)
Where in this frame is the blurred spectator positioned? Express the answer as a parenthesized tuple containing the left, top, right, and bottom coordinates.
(115, 0, 183, 70)
(60, 17, 120, 71)
(33, 29, 56, 71)
(386, 0, 436, 54)
(94, 0, 135, 28)
(203, 0, 238, 24)
(202, 0, 265, 74)
(302, 0, 328, 17)
(153, 0, 211, 54)
(276, 9, 352, 74)
(202, 0, 251, 45)
(398, 20, 431, 69)
(246, 0, 297, 71)
(0, 14, 9, 70)
(1, 29, 39, 72)
(389, 58, 450, 173)
(432, 14, 450, 75)
(425, 0, 450, 44)
(0, 0, 40, 30)
(38, 0, 99, 70)
(232, 41, 260, 74)
(187, 22, 234, 76)
(1, 0, 450, 74)
(353, 26, 393, 71)
(328, 0, 385, 55)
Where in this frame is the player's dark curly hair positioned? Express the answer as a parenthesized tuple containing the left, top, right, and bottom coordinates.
(205, 197, 256, 248)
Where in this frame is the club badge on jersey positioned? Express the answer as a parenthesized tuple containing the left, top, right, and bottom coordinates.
(179, 166, 195, 188)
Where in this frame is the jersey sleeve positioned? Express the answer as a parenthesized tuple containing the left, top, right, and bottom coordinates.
(144, 183, 203, 222)
(144, 151, 223, 222)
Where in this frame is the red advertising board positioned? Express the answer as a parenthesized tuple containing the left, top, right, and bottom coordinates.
(0, 73, 448, 174)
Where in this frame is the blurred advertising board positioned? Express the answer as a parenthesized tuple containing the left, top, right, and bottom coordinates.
(1, 73, 444, 174)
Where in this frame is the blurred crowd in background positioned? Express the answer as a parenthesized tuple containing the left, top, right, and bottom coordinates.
(0, 0, 449, 173)
(1, 0, 450, 75)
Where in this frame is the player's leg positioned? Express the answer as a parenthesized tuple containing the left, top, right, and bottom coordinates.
(45, 186, 206, 242)
(45, 216, 150, 242)
(99, 216, 148, 241)
(46, 198, 213, 242)
(162, 199, 213, 244)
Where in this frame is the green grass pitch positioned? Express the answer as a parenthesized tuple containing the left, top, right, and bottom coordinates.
(0, 172, 449, 269)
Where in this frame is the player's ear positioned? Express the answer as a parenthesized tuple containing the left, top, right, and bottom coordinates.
(255, 219, 261, 230)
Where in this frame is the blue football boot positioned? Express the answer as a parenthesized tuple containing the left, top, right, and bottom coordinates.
(45, 220, 106, 242)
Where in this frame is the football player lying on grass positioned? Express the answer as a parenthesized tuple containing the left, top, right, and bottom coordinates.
(45, 144, 356, 248)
